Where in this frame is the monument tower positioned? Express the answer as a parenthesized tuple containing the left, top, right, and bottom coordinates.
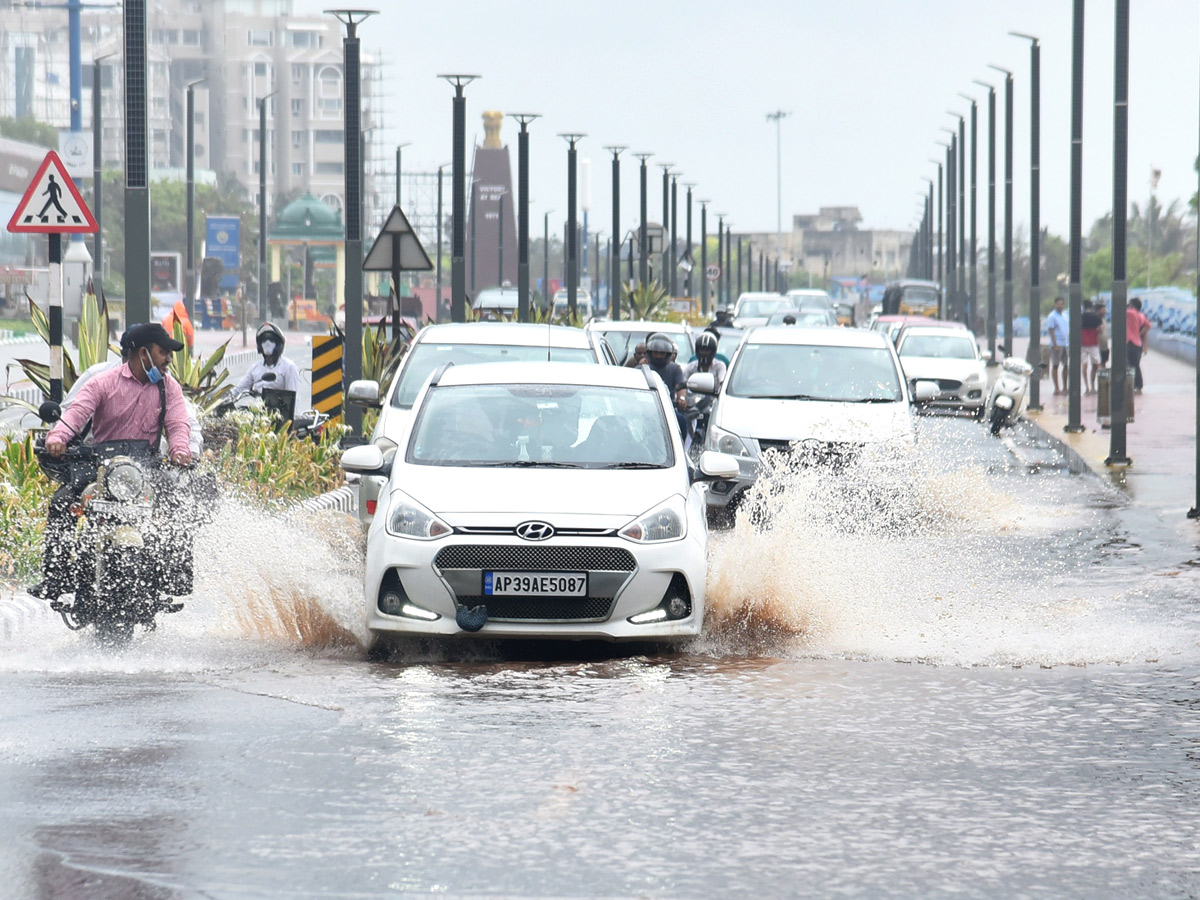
(466, 111, 518, 295)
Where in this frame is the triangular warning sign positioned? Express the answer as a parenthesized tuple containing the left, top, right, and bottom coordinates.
(362, 205, 433, 272)
(7, 151, 98, 235)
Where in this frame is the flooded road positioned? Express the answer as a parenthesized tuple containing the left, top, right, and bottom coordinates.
(2, 417, 1199, 898)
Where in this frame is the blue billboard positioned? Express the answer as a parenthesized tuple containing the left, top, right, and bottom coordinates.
(205, 215, 240, 290)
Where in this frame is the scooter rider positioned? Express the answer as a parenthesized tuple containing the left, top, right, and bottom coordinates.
(683, 331, 726, 388)
(32, 323, 192, 601)
(234, 322, 301, 397)
(645, 332, 689, 438)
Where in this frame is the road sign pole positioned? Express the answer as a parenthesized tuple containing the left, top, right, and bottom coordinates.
(49, 233, 63, 402)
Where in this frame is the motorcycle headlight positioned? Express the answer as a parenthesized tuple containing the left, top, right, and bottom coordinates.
(103, 460, 145, 502)
(620, 495, 687, 543)
(708, 424, 750, 457)
(385, 490, 451, 540)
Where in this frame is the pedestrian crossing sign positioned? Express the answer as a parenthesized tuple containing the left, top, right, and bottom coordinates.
(6, 150, 97, 234)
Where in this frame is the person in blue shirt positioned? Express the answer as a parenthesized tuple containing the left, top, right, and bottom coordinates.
(1046, 296, 1070, 395)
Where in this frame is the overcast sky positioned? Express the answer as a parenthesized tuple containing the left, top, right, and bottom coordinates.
(298, 0, 1199, 242)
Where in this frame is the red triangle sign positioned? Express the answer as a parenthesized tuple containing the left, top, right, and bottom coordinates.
(6, 151, 98, 234)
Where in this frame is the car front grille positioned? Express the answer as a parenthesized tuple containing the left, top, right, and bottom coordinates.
(758, 439, 860, 468)
(936, 379, 963, 391)
(453, 595, 615, 621)
(433, 545, 637, 572)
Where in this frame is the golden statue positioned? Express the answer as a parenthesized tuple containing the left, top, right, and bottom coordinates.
(482, 111, 504, 149)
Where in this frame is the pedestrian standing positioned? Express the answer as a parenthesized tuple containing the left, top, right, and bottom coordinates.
(1126, 296, 1152, 393)
(1045, 296, 1069, 395)
(1079, 299, 1102, 394)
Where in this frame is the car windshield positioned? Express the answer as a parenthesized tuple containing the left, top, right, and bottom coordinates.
(727, 343, 903, 402)
(767, 310, 832, 326)
(902, 287, 939, 308)
(737, 298, 792, 318)
(899, 334, 977, 359)
(596, 329, 691, 364)
(391, 343, 597, 409)
(408, 383, 674, 468)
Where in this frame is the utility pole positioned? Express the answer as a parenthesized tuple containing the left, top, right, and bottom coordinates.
(766, 110, 789, 264)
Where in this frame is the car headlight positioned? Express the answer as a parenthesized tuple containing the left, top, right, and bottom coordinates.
(385, 490, 452, 540)
(965, 370, 984, 383)
(620, 495, 688, 543)
(708, 424, 750, 457)
(103, 460, 145, 502)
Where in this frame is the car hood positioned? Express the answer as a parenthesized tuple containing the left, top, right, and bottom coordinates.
(899, 357, 986, 382)
(715, 394, 914, 444)
(393, 465, 680, 526)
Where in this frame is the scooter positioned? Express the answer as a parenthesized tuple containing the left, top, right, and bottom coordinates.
(985, 357, 1033, 435)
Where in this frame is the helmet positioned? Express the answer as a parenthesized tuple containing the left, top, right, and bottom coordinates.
(715, 306, 729, 318)
(256, 322, 285, 364)
(646, 333, 675, 358)
(694, 331, 718, 357)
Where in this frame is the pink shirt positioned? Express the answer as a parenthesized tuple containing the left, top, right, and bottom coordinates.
(1126, 307, 1150, 348)
(48, 363, 190, 455)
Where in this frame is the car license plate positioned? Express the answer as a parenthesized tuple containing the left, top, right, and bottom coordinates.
(483, 572, 588, 596)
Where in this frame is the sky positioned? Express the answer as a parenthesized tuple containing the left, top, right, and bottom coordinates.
(297, 0, 1200, 243)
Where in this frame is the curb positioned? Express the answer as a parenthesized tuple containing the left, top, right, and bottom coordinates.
(0, 592, 53, 641)
(299, 484, 357, 515)
(1022, 407, 1114, 478)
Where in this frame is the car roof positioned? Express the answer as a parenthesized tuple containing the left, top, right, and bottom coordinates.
(742, 325, 889, 348)
(897, 326, 976, 340)
(785, 289, 831, 298)
(413, 322, 593, 348)
(736, 292, 789, 303)
(432, 361, 655, 389)
(586, 320, 689, 334)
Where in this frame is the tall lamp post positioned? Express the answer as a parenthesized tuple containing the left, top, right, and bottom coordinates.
(542, 209, 552, 312)
(974, 78, 998, 363)
(988, 64, 1015, 358)
(438, 74, 479, 324)
(635, 153, 653, 288)
(604, 146, 625, 319)
(1066, 1, 1086, 432)
(958, 93, 979, 331)
(559, 133, 585, 319)
(435, 163, 447, 320)
(716, 214, 725, 304)
(766, 110, 789, 263)
(512, 114, 539, 322)
(1012, 32, 1042, 410)
(684, 183, 695, 298)
(670, 173, 679, 300)
(185, 77, 206, 321)
(699, 200, 710, 314)
(928, 158, 944, 295)
(659, 163, 673, 295)
(91, 53, 114, 289)
(1108, 0, 1131, 466)
(939, 132, 957, 318)
(256, 90, 277, 324)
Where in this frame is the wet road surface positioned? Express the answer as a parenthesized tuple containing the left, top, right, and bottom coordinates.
(2, 415, 1199, 899)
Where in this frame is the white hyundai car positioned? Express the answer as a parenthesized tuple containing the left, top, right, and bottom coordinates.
(340, 362, 738, 642)
(894, 326, 988, 416)
(690, 326, 935, 523)
(347, 322, 615, 528)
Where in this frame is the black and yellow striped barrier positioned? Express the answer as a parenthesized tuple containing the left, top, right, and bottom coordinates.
(311, 334, 344, 425)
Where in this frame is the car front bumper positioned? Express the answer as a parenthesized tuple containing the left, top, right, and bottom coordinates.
(363, 529, 707, 641)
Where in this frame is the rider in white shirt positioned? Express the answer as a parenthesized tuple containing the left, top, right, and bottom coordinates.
(234, 322, 301, 397)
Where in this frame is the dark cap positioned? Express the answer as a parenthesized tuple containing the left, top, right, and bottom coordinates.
(126, 322, 185, 352)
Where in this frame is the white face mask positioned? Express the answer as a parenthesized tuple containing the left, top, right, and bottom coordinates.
(261, 341, 277, 356)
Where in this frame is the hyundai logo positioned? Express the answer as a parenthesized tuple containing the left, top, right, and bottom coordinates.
(515, 521, 555, 541)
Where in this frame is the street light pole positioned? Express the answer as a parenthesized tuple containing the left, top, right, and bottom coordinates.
(543, 209, 552, 313)
(1066, 2, 1086, 432)
(438, 74, 479, 324)
(1108, 0, 1131, 466)
(716, 214, 725, 304)
(670, 173, 679, 300)
(256, 90, 276, 324)
(989, 64, 1014, 358)
(959, 93, 979, 331)
(939, 132, 957, 319)
(185, 77, 206, 322)
(660, 163, 673, 295)
(929, 158, 943, 294)
(604, 146, 625, 319)
(700, 200, 709, 315)
(436, 163, 445, 320)
(974, 79, 998, 363)
(512, 114, 539, 322)
(684, 183, 695, 298)
(1012, 32, 1042, 410)
(635, 153, 653, 288)
(559, 133, 585, 319)
(766, 110, 789, 263)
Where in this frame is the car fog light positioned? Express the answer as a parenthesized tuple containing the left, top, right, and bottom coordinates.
(630, 608, 668, 624)
(667, 596, 689, 618)
(379, 590, 406, 616)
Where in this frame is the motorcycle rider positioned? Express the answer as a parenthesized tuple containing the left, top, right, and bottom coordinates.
(682, 331, 726, 388)
(644, 332, 689, 438)
(233, 322, 301, 397)
(708, 307, 731, 329)
(31, 323, 192, 601)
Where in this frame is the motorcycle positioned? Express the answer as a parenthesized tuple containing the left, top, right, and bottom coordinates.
(685, 393, 715, 457)
(985, 357, 1033, 436)
(35, 407, 211, 644)
(214, 386, 330, 441)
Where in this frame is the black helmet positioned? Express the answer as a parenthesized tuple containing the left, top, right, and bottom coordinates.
(256, 322, 285, 364)
(695, 331, 718, 356)
(646, 333, 674, 358)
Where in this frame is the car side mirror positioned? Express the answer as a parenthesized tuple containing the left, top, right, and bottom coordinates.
(340, 443, 387, 475)
(912, 380, 938, 403)
(347, 379, 381, 408)
(687, 372, 717, 395)
(693, 450, 740, 482)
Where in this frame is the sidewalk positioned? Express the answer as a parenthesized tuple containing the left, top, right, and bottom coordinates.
(1011, 337, 1198, 513)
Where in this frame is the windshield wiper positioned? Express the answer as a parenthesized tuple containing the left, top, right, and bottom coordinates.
(493, 460, 585, 468)
(605, 461, 664, 469)
(751, 393, 826, 401)
(850, 397, 899, 403)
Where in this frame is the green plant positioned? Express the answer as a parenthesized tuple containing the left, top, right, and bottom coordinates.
(212, 410, 346, 506)
(331, 319, 409, 394)
(622, 281, 671, 321)
(166, 320, 234, 413)
(0, 432, 54, 583)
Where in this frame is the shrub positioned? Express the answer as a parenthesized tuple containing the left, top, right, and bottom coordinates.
(0, 432, 54, 583)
